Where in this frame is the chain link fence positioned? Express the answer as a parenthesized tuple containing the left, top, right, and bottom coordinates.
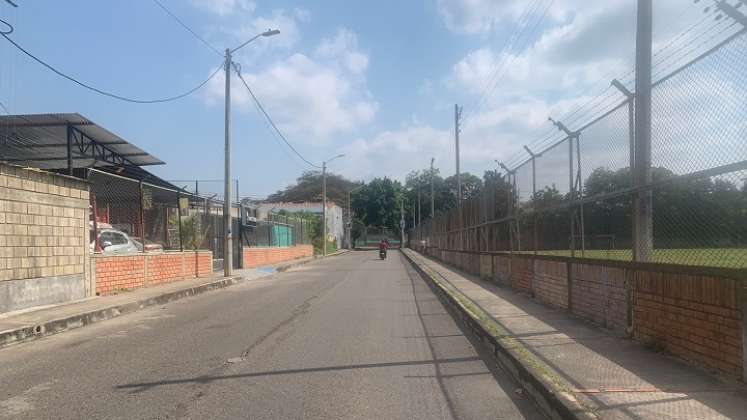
(241, 212, 312, 247)
(412, 20, 747, 269)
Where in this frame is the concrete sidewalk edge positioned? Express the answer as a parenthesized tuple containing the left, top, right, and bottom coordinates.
(0, 275, 244, 349)
(402, 248, 598, 420)
(0, 251, 342, 350)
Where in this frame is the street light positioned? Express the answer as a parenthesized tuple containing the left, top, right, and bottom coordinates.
(430, 158, 435, 220)
(223, 28, 279, 277)
(322, 154, 345, 256)
(347, 184, 364, 250)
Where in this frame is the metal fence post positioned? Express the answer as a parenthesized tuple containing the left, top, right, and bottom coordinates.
(524, 146, 539, 256)
(177, 191, 184, 252)
(633, 0, 654, 262)
(568, 137, 576, 258)
(576, 135, 585, 256)
(138, 180, 145, 252)
(92, 192, 100, 252)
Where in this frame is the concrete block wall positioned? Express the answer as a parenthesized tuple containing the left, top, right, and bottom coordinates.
(94, 251, 212, 296)
(412, 245, 744, 379)
(0, 163, 90, 313)
(242, 245, 313, 269)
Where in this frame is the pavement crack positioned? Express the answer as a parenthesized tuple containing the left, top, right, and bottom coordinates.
(238, 295, 318, 360)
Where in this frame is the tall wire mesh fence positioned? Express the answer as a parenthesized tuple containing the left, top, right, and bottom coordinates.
(241, 212, 312, 247)
(412, 20, 747, 270)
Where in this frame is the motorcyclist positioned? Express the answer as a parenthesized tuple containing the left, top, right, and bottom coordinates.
(379, 239, 389, 258)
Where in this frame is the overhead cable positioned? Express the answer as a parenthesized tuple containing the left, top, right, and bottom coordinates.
(0, 32, 223, 103)
(151, 0, 222, 56)
(232, 63, 322, 169)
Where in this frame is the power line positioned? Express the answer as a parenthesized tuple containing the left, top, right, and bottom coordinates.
(0, 17, 12, 35)
(232, 63, 322, 169)
(473, 0, 552, 118)
(502, 6, 742, 170)
(0, 32, 223, 104)
(461, 0, 543, 123)
(151, 0, 222, 56)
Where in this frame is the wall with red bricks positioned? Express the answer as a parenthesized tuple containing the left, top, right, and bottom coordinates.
(94, 251, 212, 295)
(634, 271, 742, 377)
(412, 245, 744, 379)
(533, 259, 568, 309)
(510, 257, 533, 293)
(494, 255, 510, 285)
(570, 263, 630, 333)
(93, 256, 145, 295)
(242, 245, 313, 269)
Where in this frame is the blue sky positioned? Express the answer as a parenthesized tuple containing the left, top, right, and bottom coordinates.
(0, 0, 737, 198)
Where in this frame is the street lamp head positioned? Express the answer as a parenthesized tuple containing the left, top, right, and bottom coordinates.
(262, 29, 280, 37)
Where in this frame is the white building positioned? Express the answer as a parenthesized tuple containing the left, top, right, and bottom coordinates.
(255, 202, 345, 249)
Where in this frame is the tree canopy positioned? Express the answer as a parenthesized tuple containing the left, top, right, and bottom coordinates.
(267, 171, 360, 206)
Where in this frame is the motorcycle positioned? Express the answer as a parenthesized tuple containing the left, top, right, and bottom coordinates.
(379, 249, 387, 260)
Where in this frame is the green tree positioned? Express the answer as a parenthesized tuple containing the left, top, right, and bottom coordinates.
(352, 177, 403, 231)
(267, 171, 359, 206)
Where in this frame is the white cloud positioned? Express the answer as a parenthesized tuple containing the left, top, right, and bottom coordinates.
(191, 0, 255, 16)
(203, 28, 377, 142)
(436, 0, 527, 35)
(315, 28, 369, 75)
(338, 125, 452, 181)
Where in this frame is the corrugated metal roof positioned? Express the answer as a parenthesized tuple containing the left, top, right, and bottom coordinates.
(0, 113, 164, 169)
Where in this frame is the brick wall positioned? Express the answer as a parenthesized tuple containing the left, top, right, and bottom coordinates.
(534, 259, 568, 309)
(94, 256, 145, 294)
(413, 246, 744, 379)
(242, 245, 313, 269)
(494, 255, 510, 285)
(570, 263, 630, 333)
(95, 251, 212, 295)
(635, 271, 742, 377)
(0, 163, 90, 313)
(510, 257, 533, 293)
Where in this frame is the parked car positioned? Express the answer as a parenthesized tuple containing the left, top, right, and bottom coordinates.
(89, 222, 163, 254)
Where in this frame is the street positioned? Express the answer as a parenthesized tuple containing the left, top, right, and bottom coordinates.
(0, 251, 542, 420)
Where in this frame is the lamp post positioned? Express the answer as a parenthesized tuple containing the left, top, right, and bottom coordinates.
(347, 184, 364, 250)
(322, 154, 345, 256)
(223, 28, 279, 277)
(430, 158, 435, 219)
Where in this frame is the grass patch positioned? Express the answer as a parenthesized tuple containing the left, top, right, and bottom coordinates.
(519, 248, 747, 269)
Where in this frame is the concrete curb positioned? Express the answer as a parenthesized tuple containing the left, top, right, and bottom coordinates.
(402, 249, 598, 420)
(0, 275, 244, 349)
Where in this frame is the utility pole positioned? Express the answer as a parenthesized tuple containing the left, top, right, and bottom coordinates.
(321, 154, 345, 256)
(221, 29, 279, 277)
(633, 0, 653, 262)
(347, 184, 363, 250)
(455, 104, 463, 205)
(223, 48, 232, 277)
(400, 199, 405, 248)
(411, 198, 415, 232)
(322, 161, 327, 256)
(347, 187, 352, 250)
(430, 158, 435, 219)
(417, 185, 421, 226)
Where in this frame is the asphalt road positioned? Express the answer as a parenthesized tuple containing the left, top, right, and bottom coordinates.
(0, 251, 543, 419)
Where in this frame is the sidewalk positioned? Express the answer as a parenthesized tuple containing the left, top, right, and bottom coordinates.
(403, 249, 747, 420)
(0, 255, 324, 349)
